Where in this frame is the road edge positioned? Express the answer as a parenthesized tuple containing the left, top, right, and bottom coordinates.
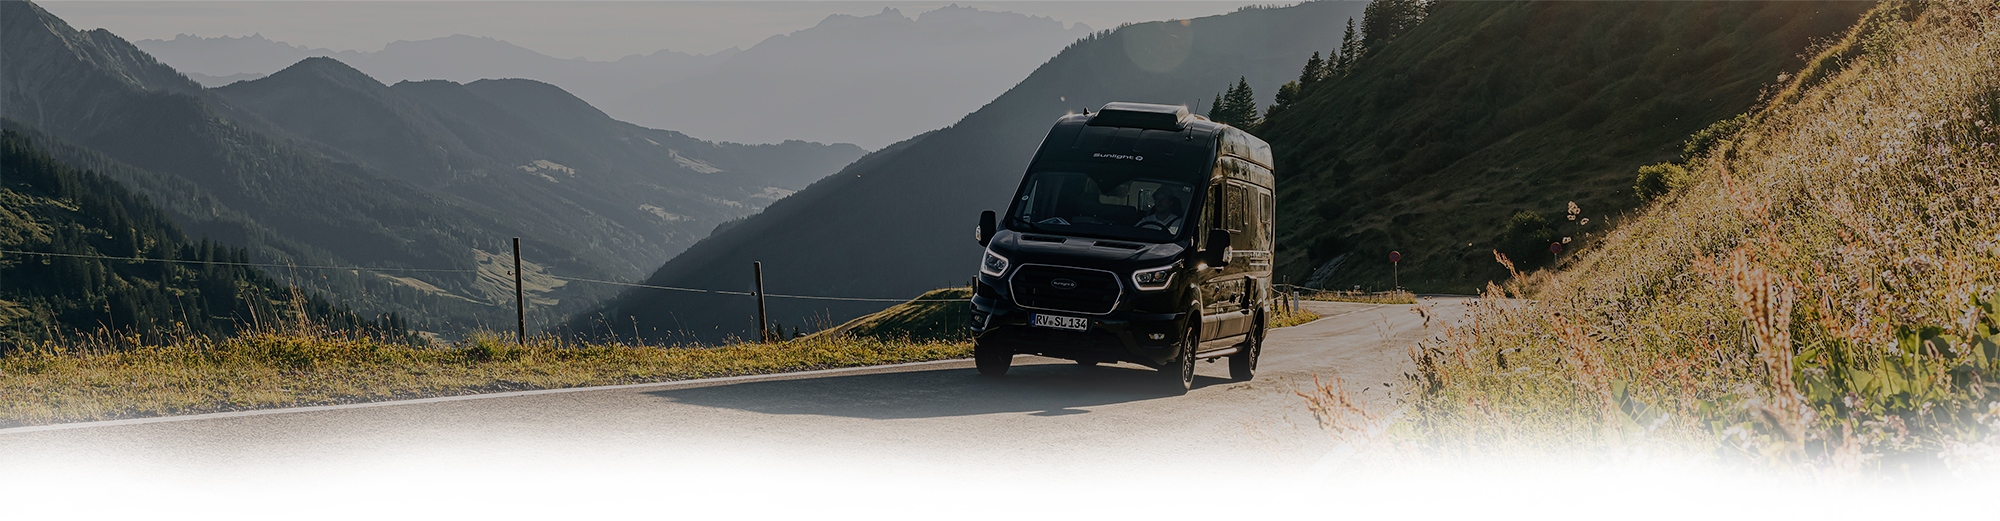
(0, 357, 979, 435)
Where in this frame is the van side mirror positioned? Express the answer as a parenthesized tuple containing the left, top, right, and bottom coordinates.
(977, 210, 997, 246)
(1204, 229, 1231, 269)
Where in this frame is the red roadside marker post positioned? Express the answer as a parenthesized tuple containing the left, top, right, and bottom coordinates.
(1388, 250, 1402, 290)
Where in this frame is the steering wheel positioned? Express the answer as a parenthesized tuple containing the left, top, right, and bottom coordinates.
(1137, 221, 1168, 231)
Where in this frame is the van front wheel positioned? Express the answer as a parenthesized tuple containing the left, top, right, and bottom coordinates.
(974, 339, 1011, 376)
(1161, 324, 1197, 394)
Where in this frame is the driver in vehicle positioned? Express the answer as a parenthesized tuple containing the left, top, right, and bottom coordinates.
(1135, 190, 1183, 233)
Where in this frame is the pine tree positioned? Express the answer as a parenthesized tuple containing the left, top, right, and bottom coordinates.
(1217, 77, 1260, 129)
(1266, 81, 1300, 122)
(1207, 93, 1225, 120)
(1361, 0, 1427, 57)
(1337, 17, 1360, 75)
(1299, 52, 1326, 90)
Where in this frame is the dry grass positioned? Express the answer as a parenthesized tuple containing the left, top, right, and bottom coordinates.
(1308, 1, 2000, 478)
(1269, 305, 1323, 329)
(1299, 289, 1418, 305)
(0, 321, 969, 428)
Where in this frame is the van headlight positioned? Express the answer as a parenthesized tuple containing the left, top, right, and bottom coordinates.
(980, 250, 1009, 277)
(1131, 262, 1178, 291)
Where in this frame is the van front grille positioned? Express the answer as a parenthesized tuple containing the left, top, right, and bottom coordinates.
(1010, 264, 1122, 315)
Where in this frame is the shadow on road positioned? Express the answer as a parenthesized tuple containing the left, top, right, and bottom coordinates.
(642, 360, 1234, 420)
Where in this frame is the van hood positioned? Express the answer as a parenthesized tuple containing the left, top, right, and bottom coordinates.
(994, 230, 1185, 264)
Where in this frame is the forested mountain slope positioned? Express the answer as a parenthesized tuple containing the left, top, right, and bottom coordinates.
(0, 131, 403, 349)
(566, 2, 1365, 344)
(1258, 1, 1875, 292)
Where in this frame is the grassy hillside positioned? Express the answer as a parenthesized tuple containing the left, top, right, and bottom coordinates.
(568, 1, 1366, 345)
(1260, 1, 1875, 293)
(809, 288, 972, 343)
(1386, 0, 1999, 474)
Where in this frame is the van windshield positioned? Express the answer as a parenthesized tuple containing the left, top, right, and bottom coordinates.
(1010, 172, 1195, 243)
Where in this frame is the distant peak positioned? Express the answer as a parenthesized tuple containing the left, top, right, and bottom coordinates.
(914, 4, 1068, 31)
(383, 34, 508, 46)
(812, 6, 911, 29)
(391, 79, 461, 88)
(258, 56, 383, 88)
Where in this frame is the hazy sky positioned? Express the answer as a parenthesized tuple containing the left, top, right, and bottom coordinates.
(42, 1, 1272, 61)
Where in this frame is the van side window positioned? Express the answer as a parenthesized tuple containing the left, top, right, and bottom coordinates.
(1225, 182, 1251, 251)
(1202, 183, 1220, 248)
(1258, 188, 1274, 251)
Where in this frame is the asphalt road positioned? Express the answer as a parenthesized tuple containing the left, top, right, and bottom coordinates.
(0, 299, 1463, 519)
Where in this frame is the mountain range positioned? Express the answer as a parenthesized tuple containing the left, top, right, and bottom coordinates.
(136, 32, 732, 113)
(564, 2, 1367, 344)
(1, 0, 862, 335)
(133, 5, 1096, 149)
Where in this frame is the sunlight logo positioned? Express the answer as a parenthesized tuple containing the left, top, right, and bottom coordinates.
(1092, 153, 1144, 162)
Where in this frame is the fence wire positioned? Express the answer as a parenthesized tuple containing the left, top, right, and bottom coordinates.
(3, 250, 966, 303)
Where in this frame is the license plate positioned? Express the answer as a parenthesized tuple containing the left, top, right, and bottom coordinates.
(1031, 314, 1089, 331)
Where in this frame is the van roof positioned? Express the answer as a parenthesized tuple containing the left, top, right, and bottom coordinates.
(1031, 102, 1273, 179)
(1087, 102, 1190, 131)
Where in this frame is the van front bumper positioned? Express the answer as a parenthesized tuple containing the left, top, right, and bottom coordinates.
(968, 294, 1189, 368)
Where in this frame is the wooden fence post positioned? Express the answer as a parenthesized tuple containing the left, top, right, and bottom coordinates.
(513, 237, 525, 344)
(753, 261, 769, 343)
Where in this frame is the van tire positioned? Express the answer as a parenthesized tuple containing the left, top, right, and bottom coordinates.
(974, 339, 1011, 376)
(1161, 324, 1197, 394)
(1229, 313, 1264, 381)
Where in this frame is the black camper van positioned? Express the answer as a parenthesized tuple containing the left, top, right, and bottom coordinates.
(970, 102, 1276, 393)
